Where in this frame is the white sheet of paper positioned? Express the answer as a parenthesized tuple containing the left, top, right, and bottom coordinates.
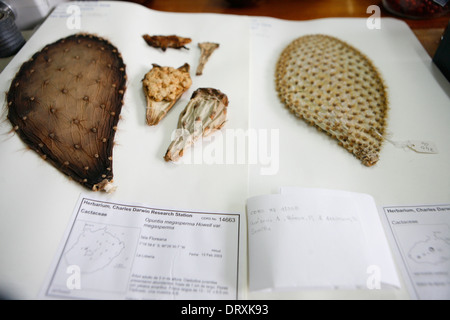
(0, 2, 250, 299)
(247, 16, 450, 208)
(1, 1, 449, 300)
(383, 204, 450, 300)
(247, 188, 400, 292)
(41, 195, 240, 300)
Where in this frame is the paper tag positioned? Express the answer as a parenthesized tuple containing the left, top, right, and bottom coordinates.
(407, 141, 439, 154)
(377, 130, 439, 155)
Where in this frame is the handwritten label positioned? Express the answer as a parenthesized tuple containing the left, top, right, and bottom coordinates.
(248, 204, 359, 236)
(250, 18, 272, 39)
(382, 134, 439, 154)
(247, 189, 400, 292)
(407, 141, 439, 154)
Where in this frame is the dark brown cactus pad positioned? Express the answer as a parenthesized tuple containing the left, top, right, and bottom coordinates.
(142, 34, 192, 51)
(6, 33, 127, 191)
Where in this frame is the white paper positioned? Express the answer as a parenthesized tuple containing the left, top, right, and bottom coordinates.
(42, 195, 240, 300)
(0, 2, 250, 299)
(1, 1, 449, 300)
(247, 188, 400, 292)
(383, 204, 450, 300)
(247, 15, 450, 208)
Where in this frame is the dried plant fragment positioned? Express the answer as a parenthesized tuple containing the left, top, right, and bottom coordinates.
(142, 63, 192, 126)
(142, 34, 192, 51)
(7, 33, 127, 191)
(165, 88, 228, 162)
(196, 42, 219, 76)
(275, 34, 388, 166)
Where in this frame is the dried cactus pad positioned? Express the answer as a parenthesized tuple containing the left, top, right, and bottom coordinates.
(142, 34, 192, 51)
(142, 63, 192, 126)
(7, 33, 127, 191)
(275, 34, 388, 166)
(196, 42, 219, 76)
(165, 88, 228, 162)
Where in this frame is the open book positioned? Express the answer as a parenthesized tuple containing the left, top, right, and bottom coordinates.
(0, 1, 449, 300)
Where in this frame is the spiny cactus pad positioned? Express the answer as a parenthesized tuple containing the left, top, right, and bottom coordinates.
(7, 33, 127, 191)
(275, 34, 388, 166)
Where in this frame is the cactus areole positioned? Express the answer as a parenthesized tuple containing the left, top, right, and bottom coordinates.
(6, 33, 127, 192)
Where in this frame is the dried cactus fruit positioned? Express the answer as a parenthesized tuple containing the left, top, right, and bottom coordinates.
(142, 63, 192, 126)
(6, 33, 127, 191)
(164, 88, 228, 162)
(196, 42, 219, 76)
(275, 34, 388, 166)
(142, 34, 192, 51)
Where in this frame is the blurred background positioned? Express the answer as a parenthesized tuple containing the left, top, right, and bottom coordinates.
(0, 0, 449, 61)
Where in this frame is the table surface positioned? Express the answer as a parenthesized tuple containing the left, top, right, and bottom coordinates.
(128, 0, 449, 57)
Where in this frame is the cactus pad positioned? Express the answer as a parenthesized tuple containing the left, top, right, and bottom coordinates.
(142, 63, 192, 126)
(276, 34, 388, 166)
(6, 33, 127, 191)
(165, 88, 228, 162)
